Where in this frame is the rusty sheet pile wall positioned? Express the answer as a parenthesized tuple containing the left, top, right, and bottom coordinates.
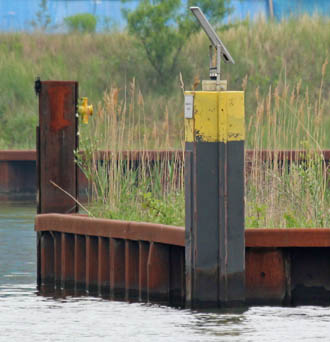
(36, 214, 330, 307)
(36, 214, 185, 306)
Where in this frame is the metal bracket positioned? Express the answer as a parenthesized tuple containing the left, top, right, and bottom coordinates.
(190, 7, 234, 84)
(35, 76, 42, 96)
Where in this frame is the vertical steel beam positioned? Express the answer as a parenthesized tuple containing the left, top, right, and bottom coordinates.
(125, 240, 139, 301)
(170, 245, 185, 307)
(147, 242, 170, 304)
(110, 238, 125, 300)
(98, 237, 110, 297)
(184, 150, 193, 307)
(184, 90, 245, 308)
(74, 235, 86, 293)
(37, 80, 78, 214)
(61, 233, 75, 290)
(291, 248, 330, 306)
(0, 161, 10, 194)
(53, 232, 62, 289)
(40, 232, 55, 287)
(86, 236, 98, 294)
(37, 231, 41, 289)
(139, 241, 149, 302)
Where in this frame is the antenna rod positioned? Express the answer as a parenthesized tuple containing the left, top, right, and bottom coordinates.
(216, 44, 221, 85)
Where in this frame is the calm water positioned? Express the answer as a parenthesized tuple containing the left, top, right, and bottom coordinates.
(1, 202, 330, 341)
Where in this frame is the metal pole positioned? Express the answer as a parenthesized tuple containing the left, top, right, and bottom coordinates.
(216, 44, 221, 87)
(36, 80, 79, 214)
(36, 80, 78, 290)
(269, 0, 274, 19)
(184, 90, 245, 308)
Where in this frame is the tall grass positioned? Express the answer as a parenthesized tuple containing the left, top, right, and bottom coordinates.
(1, 16, 328, 227)
(245, 58, 329, 227)
(76, 80, 185, 226)
(0, 16, 329, 148)
(78, 70, 329, 227)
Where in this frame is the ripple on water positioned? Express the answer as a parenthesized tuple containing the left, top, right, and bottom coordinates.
(1, 284, 330, 342)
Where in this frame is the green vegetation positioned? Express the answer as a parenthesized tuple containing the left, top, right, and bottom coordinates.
(245, 150, 329, 228)
(0, 15, 329, 227)
(30, 0, 52, 32)
(123, 0, 230, 90)
(75, 83, 185, 225)
(64, 13, 97, 33)
(0, 16, 329, 148)
(76, 80, 329, 228)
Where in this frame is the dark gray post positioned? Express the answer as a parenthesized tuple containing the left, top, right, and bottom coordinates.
(184, 90, 245, 308)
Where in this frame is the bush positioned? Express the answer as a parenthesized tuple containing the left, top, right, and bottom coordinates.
(123, 0, 231, 92)
(64, 13, 97, 33)
(0, 16, 328, 149)
(30, 0, 52, 32)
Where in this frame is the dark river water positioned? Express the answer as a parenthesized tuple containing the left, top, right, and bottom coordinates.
(1, 202, 330, 341)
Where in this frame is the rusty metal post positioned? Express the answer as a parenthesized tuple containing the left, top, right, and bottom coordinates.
(36, 79, 78, 290)
(36, 79, 79, 214)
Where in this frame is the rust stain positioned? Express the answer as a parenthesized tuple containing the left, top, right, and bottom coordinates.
(246, 229, 330, 247)
(246, 248, 286, 303)
(48, 86, 71, 132)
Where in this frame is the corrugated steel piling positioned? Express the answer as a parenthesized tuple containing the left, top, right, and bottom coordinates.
(35, 215, 330, 306)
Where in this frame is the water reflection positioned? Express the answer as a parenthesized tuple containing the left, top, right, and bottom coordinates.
(178, 309, 247, 339)
(0, 202, 36, 286)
